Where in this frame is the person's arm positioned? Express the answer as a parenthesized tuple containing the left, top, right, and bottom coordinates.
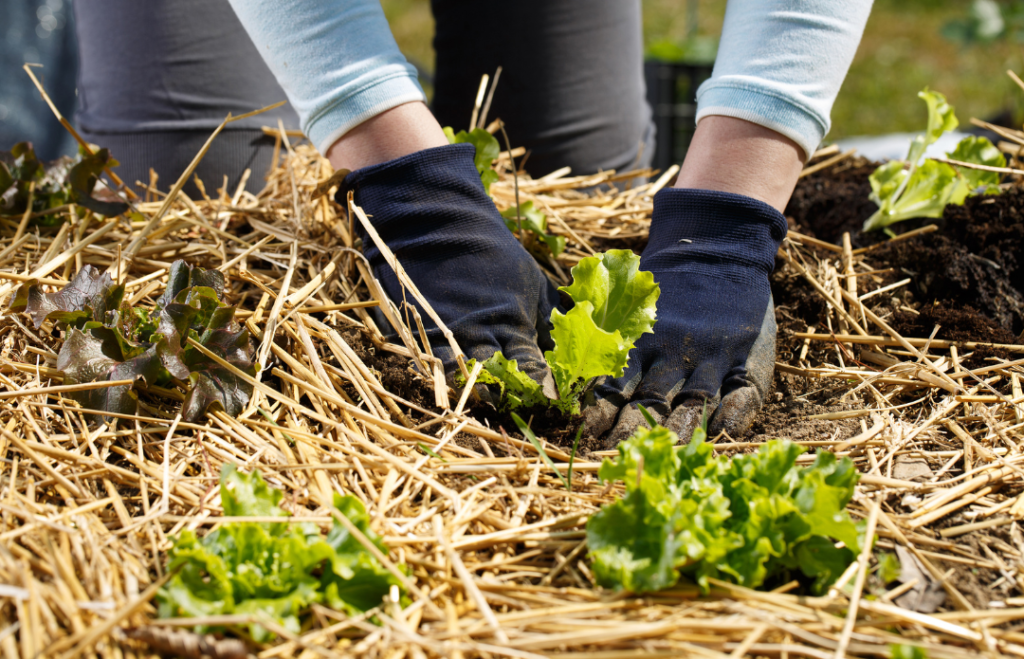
(228, 0, 560, 390)
(587, 1, 875, 443)
(224, 0, 446, 169)
(678, 0, 874, 211)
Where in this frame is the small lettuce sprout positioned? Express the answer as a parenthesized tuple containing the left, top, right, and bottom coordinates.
(465, 249, 659, 416)
(864, 89, 1005, 232)
(501, 200, 567, 258)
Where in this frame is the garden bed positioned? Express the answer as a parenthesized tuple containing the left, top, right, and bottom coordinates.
(0, 127, 1023, 658)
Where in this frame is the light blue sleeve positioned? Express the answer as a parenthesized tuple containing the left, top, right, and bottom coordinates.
(696, 1, 874, 158)
(225, 0, 425, 154)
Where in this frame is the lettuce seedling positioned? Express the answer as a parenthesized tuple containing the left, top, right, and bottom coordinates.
(501, 201, 567, 258)
(1, 142, 128, 219)
(11, 260, 255, 421)
(158, 465, 401, 642)
(864, 89, 1006, 232)
(466, 249, 659, 416)
(443, 126, 501, 194)
(587, 423, 862, 593)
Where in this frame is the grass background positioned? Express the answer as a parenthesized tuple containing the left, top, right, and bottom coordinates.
(380, 0, 1024, 140)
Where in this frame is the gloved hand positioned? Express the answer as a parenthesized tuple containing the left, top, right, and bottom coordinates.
(584, 188, 786, 446)
(338, 143, 560, 390)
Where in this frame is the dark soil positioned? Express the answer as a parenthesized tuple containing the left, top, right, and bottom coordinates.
(786, 157, 883, 248)
(470, 402, 587, 452)
(342, 328, 437, 413)
(786, 159, 1024, 337)
(337, 327, 587, 453)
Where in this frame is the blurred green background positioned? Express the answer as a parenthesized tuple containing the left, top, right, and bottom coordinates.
(381, 0, 1024, 140)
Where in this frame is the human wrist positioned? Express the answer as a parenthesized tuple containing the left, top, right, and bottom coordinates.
(325, 101, 450, 172)
(647, 187, 787, 284)
(672, 115, 805, 213)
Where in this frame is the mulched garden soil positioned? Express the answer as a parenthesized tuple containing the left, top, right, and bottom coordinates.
(347, 158, 1024, 464)
(788, 157, 1024, 337)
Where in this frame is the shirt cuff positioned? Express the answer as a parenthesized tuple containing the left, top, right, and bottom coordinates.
(305, 68, 427, 155)
(696, 81, 827, 159)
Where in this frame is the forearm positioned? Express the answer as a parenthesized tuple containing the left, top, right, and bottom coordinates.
(675, 116, 804, 212)
(696, 0, 873, 159)
(677, 0, 873, 210)
(225, 0, 427, 155)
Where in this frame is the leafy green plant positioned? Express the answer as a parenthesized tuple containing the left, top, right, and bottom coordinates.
(891, 645, 928, 659)
(11, 260, 255, 421)
(501, 201, 567, 258)
(587, 423, 862, 594)
(158, 465, 401, 642)
(466, 249, 659, 416)
(876, 551, 902, 584)
(443, 126, 501, 194)
(1, 142, 128, 219)
(864, 89, 1006, 232)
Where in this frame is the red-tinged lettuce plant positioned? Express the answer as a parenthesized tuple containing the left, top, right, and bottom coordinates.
(587, 420, 862, 594)
(158, 465, 401, 642)
(463, 249, 659, 416)
(864, 89, 1005, 232)
(11, 260, 255, 421)
(1, 142, 129, 220)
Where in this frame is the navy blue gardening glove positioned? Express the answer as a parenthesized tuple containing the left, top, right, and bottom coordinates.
(338, 143, 560, 390)
(584, 188, 786, 446)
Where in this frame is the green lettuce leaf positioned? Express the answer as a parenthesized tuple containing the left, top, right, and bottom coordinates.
(461, 249, 658, 416)
(547, 302, 631, 415)
(588, 424, 861, 594)
(867, 161, 907, 208)
(501, 201, 567, 257)
(919, 89, 958, 154)
(946, 135, 1005, 191)
(463, 352, 547, 410)
(159, 466, 402, 641)
(444, 126, 501, 194)
(864, 159, 968, 231)
(865, 88, 1004, 232)
(220, 463, 289, 518)
(546, 250, 659, 414)
(559, 250, 660, 344)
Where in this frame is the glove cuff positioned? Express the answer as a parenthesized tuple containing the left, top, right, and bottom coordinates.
(336, 142, 482, 213)
(647, 187, 787, 276)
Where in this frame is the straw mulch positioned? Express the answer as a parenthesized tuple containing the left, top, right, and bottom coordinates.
(1, 124, 1024, 659)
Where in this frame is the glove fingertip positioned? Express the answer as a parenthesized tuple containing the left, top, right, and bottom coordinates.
(664, 401, 707, 445)
(708, 386, 762, 438)
(606, 404, 663, 449)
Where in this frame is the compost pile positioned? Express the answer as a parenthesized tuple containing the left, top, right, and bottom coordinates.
(1, 120, 1024, 659)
